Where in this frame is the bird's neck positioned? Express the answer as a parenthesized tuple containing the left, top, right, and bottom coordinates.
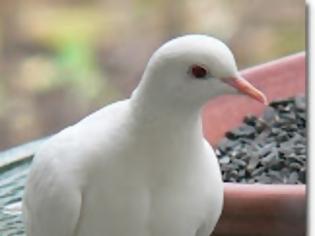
(130, 86, 203, 139)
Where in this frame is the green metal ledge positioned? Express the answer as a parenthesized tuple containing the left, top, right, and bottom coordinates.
(0, 138, 48, 235)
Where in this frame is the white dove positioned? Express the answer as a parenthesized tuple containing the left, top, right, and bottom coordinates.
(22, 35, 267, 236)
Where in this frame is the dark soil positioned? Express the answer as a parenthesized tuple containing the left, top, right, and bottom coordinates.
(216, 95, 306, 184)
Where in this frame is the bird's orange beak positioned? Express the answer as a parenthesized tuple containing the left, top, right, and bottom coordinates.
(222, 74, 268, 105)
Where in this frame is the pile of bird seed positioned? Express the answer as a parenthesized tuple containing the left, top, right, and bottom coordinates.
(216, 95, 306, 184)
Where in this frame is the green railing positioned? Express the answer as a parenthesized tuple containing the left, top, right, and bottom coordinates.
(0, 138, 48, 235)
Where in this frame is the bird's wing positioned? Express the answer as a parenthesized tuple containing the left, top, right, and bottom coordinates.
(23, 165, 82, 236)
(22, 137, 83, 236)
(22, 100, 129, 236)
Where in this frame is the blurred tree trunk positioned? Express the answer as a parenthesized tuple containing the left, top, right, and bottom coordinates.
(159, 0, 186, 38)
(0, 0, 20, 58)
(0, 0, 23, 150)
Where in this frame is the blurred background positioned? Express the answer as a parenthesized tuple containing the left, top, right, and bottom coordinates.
(0, 0, 305, 150)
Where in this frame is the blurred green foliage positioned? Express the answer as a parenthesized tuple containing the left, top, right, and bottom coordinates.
(0, 0, 305, 150)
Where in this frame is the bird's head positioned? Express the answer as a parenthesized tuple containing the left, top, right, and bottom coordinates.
(133, 35, 267, 111)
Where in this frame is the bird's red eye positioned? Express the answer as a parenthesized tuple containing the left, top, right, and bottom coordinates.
(190, 65, 208, 79)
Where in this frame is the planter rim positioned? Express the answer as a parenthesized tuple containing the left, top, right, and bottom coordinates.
(223, 182, 306, 191)
(241, 51, 305, 77)
(213, 182, 306, 236)
(203, 51, 305, 146)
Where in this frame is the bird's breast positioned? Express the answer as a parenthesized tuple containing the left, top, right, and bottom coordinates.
(77, 141, 223, 236)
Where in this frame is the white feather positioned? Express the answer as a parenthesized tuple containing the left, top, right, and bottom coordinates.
(22, 35, 239, 236)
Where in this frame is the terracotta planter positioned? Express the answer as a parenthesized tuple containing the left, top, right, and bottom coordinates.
(201, 53, 306, 236)
(202, 52, 305, 146)
(213, 184, 306, 236)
